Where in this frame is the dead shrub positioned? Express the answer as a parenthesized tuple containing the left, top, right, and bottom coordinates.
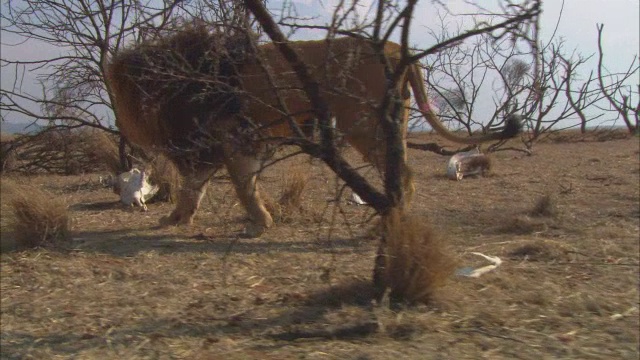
(530, 193, 558, 217)
(508, 240, 574, 262)
(147, 154, 182, 202)
(277, 169, 308, 221)
(494, 194, 560, 234)
(84, 130, 121, 174)
(463, 154, 493, 177)
(3, 180, 70, 248)
(5, 128, 124, 175)
(379, 311, 430, 340)
(497, 214, 549, 234)
(0, 140, 17, 173)
(264, 168, 309, 223)
(380, 209, 458, 305)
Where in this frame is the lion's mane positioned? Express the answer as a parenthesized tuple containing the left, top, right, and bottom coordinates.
(108, 23, 254, 153)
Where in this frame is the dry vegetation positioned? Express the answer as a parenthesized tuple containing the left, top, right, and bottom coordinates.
(0, 129, 119, 175)
(1, 179, 70, 250)
(380, 209, 458, 304)
(1, 133, 638, 359)
(0, 129, 183, 202)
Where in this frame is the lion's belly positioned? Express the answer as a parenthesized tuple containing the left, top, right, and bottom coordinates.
(239, 39, 397, 141)
(241, 74, 387, 139)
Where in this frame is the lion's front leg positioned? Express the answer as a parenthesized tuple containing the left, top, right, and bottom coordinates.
(160, 167, 218, 226)
(224, 152, 273, 238)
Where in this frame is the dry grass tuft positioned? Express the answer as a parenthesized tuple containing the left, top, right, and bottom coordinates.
(266, 168, 309, 223)
(494, 194, 560, 234)
(84, 130, 121, 174)
(381, 209, 458, 304)
(305, 279, 375, 307)
(379, 311, 431, 340)
(508, 240, 575, 262)
(147, 154, 182, 202)
(464, 155, 493, 176)
(279, 170, 308, 209)
(3, 179, 70, 248)
(497, 214, 549, 234)
(530, 193, 559, 217)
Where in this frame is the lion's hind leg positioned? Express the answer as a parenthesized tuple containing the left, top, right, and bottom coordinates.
(223, 152, 273, 238)
(160, 167, 218, 226)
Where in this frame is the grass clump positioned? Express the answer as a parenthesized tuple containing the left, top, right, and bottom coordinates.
(495, 194, 560, 234)
(147, 154, 183, 203)
(278, 170, 308, 210)
(85, 130, 122, 174)
(380, 209, 458, 305)
(3, 179, 70, 248)
(498, 214, 548, 234)
(463, 154, 493, 177)
(530, 193, 559, 217)
(265, 168, 309, 223)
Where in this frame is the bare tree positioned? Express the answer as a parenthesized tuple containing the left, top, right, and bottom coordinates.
(2, 0, 540, 303)
(560, 53, 600, 134)
(423, 31, 530, 135)
(241, 0, 540, 301)
(595, 24, 639, 134)
(0, 0, 182, 170)
(422, 14, 633, 153)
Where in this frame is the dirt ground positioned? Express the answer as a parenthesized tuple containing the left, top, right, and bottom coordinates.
(1, 134, 639, 359)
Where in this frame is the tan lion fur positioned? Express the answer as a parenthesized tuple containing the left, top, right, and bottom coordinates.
(107, 25, 520, 236)
(108, 24, 253, 149)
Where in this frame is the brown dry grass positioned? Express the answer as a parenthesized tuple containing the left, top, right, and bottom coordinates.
(84, 130, 122, 174)
(382, 209, 458, 304)
(147, 154, 182, 202)
(1, 178, 70, 249)
(262, 166, 310, 224)
(79, 131, 183, 203)
(530, 193, 559, 217)
(1, 128, 125, 175)
(495, 193, 562, 235)
(0, 134, 638, 359)
(277, 167, 309, 222)
(464, 154, 493, 176)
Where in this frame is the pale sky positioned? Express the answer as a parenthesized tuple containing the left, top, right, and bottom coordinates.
(1, 0, 638, 127)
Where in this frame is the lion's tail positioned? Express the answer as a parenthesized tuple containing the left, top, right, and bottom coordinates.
(407, 64, 521, 144)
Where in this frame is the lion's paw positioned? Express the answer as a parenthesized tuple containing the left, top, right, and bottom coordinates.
(159, 211, 194, 226)
(241, 222, 268, 238)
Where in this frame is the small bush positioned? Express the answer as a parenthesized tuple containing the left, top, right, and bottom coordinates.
(278, 170, 308, 217)
(0, 140, 17, 173)
(86, 130, 122, 174)
(265, 168, 309, 223)
(4, 128, 124, 175)
(463, 154, 493, 176)
(508, 240, 573, 262)
(147, 154, 182, 203)
(498, 214, 548, 234)
(4, 180, 70, 248)
(380, 209, 457, 305)
(530, 193, 558, 217)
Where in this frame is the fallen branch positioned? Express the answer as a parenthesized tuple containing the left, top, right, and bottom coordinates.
(406, 141, 475, 156)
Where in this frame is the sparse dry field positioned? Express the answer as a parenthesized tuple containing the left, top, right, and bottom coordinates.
(1, 134, 639, 359)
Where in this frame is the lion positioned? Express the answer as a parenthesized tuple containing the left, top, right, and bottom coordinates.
(107, 27, 521, 237)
